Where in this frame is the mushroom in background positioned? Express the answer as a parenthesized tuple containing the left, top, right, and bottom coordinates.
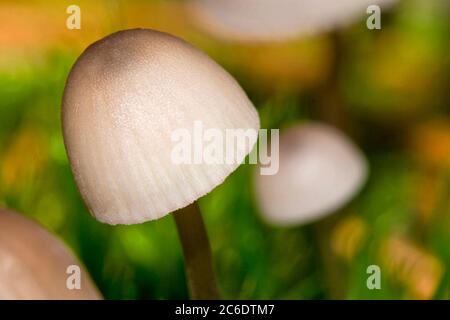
(255, 122, 367, 226)
(62, 29, 260, 299)
(254, 122, 367, 298)
(0, 209, 101, 300)
(189, 0, 397, 42)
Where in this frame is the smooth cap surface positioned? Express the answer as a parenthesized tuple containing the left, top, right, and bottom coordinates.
(190, 0, 397, 42)
(255, 123, 368, 226)
(0, 209, 102, 299)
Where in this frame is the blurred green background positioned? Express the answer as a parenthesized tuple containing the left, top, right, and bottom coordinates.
(0, 0, 449, 299)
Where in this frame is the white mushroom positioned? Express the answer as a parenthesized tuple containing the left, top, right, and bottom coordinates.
(255, 122, 367, 226)
(62, 28, 260, 299)
(62, 28, 259, 225)
(0, 209, 101, 300)
(189, 0, 397, 42)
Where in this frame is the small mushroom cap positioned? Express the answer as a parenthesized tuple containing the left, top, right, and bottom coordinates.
(255, 123, 368, 226)
(0, 209, 102, 300)
(62, 29, 259, 225)
(190, 0, 397, 42)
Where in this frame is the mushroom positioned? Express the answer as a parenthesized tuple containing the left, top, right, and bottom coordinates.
(254, 122, 367, 298)
(255, 122, 367, 226)
(189, 0, 397, 42)
(0, 209, 101, 300)
(62, 29, 260, 299)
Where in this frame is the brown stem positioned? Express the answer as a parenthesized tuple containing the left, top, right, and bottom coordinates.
(315, 31, 350, 133)
(313, 31, 350, 299)
(173, 202, 220, 300)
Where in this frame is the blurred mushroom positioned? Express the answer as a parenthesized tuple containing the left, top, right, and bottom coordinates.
(254, 122, 367, 298)
(62, 29, 259, 299)
(255, 122, 367, 226)
(0, 209, 101, 300)
(189, 0, 397, 42)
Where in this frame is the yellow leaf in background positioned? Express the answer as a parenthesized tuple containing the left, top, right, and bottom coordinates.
(409, 119, 450, 169)
(410, 171, 444, 225)
(380, 236, 444, 300)
(331, 215, 368, 262)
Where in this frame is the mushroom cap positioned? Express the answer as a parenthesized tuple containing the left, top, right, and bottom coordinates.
(62, 29, 259, 225)
(190, 0, 397, 42)
(255, 123, 368, 226)
(0, 209, 102, 300)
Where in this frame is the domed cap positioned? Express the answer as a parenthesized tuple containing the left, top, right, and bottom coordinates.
(0, 209, 101, 299)
(62, 29, 259, 225)
(190, 0, 397, 42)
(255, 123, 367, 226)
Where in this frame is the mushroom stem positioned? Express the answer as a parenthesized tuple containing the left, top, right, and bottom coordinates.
(315, 31, 349, 132)
(313, 31, 350, 299)
(174, 202, 220, 300)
